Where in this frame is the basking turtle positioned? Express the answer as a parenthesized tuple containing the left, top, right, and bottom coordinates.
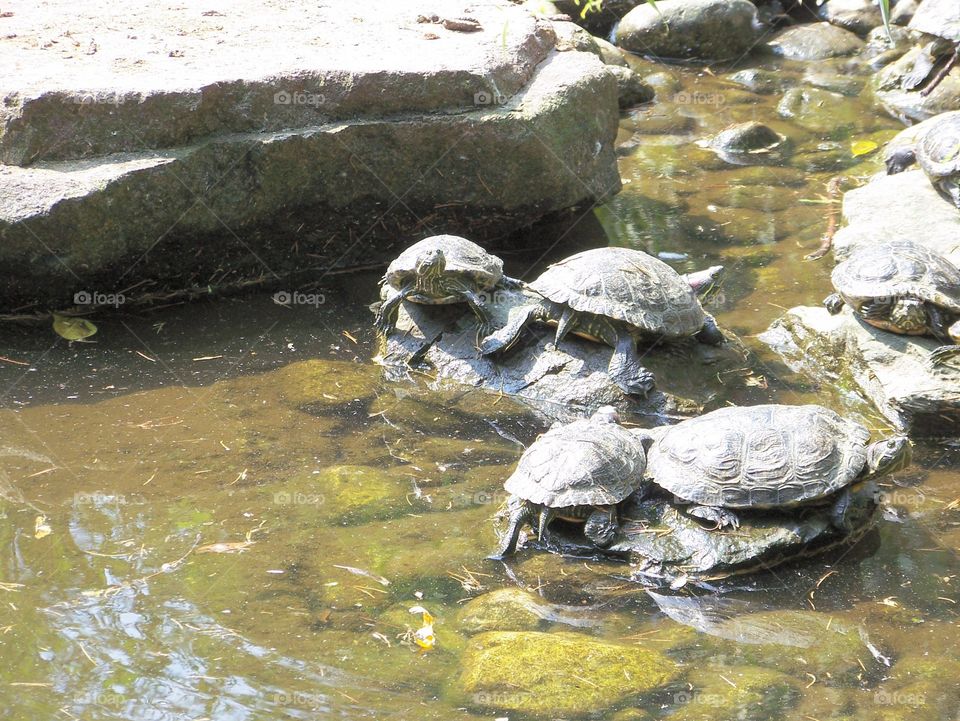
(480, 248, 725, 396)
(374, 235, 516, 334)
(916, 112, 960, 208)
(638, 404, 911, 531)
(491, 406, 651, 559)
(824, 239, 960, 364)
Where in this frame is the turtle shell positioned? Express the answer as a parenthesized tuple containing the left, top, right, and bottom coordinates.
(831, 239, 960, 313)
(383, 235, 502, 291)
(646, 405, 871, 509)
(504, 417, 647, 508)
(530, 247, 706, 338)
(917, 114, 960, 179)
(909, 0, 960, 42)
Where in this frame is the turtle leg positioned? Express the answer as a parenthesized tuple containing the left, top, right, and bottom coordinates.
(488, 497, 535, 560)
(459, 286, 494, 337)
(685, 505, 740, 530)
(938, 178, 960, 210)
(479, 303, 542, 356)
(537, 506, 556, 544)
(929, 345, 960, 367)
(608, 331, 656, 396)
(695, 314, 724, 346)
(374, 287, 407, 334)
(823, 293, 845, 315)
(584, 505, 618, 548)
(859, 299, 893, 322)
(828, 488, 857, 534)
(925, 304, 956, 343)
(553, 306, 577, 346)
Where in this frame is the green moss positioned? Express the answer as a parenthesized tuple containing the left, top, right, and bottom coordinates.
(869, 656, 960, 721)
(270, 358, 380, 409)
(455, 630, 679, 717)
(457, 588, 549, 634)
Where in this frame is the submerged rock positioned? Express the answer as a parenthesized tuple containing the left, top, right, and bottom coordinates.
(867, 655, 960, 719)
(457, 589, 551, 634)
(702, 121, 790, 164)
(667, 665, 800, 721)
(777, 86, 864, 133)
(761, 306, 960, 436)
(765, 22, 865, 60)
(725, 67, 793, 95)
(616, 0, 760, 62)
(454, 630, 679, 717)
(833, 169, 960, 264)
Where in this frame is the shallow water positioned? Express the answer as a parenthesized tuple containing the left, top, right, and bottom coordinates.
(2, 49, 959, 721)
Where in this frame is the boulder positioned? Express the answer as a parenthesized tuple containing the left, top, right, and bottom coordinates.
(0, 0, 622, 310)
(454, 630, 679, 717)
(615, 0, 760, 62)
(761, 306, 960, 436)
(376, 284, 742, 424)
(833, 169, 960, 264)
(817, 0, 884, 36)
(554, 0, 647, 36)
(873, 45, 960, 121)
(765, 22, 865, 60)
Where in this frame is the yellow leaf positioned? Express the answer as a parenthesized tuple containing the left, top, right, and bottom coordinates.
(52, 314, 97, 341)
(34, 515, 52, 539)
(850, 140, 879, 157)
(409, 605, 436, 650)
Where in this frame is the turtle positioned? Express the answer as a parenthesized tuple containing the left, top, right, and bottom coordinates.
(637, 404, 912, 531)
(823, 239, 960, 365)
(374, 235, 518, 335)
(479, 247, 725, 396)
(490, 406, 651, 559)
(916, 112, 960, 208)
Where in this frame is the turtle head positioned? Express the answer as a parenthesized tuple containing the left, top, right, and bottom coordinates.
(415, 248, 446, 279)
(684, 265, 725, 300)
(890, 298, 927, 333)
(864, 436, 912, 479)
(592, 405, 621, 424)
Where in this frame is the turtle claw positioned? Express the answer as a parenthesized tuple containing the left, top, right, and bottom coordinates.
(929, 345, 960, 368)
(479, 331, 508, 356)
(618, 370, 656, 397)
(687, 506, 740, 530)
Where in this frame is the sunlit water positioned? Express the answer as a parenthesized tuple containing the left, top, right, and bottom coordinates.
(1, 49, 959, 721)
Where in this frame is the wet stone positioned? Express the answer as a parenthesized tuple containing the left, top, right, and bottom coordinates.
(376, 286, 739, 424)
(777, 86, 866, 135)
(666, 665, 800, 721)
(817, 0, 884, 36)
(615, 0, 760, 62)
(608, 65, 656, 107)
(873, 45, 960, 121)
(765, 23, 865, 61)
(454, 630, 680, 717)
(761, 306, 960, 436)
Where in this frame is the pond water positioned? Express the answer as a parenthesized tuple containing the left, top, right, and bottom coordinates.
(2, 48, 959, 721)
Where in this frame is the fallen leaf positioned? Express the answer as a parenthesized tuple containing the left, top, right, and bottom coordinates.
(850, 139, 878, 157)
(34, 515, 52, 539)
(52, 314, 97, 341)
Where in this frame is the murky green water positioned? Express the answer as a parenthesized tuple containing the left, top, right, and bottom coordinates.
(2, 50, 959, 721)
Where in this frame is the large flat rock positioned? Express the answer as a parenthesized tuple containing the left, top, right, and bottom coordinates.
(761, 306, 960, 436)
(833, 169, 960, 264)
(0, 1, 622, 309)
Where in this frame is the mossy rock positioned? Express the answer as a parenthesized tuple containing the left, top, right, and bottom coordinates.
(454, 630, 679, 717)
(667, 664, 800, 721)
(867, 655, 960, 721)
(701, 610, 870, 681)
(457, 588, 552, 634)
(281, 464, 414, 525)
(270, 358, 380, 410)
